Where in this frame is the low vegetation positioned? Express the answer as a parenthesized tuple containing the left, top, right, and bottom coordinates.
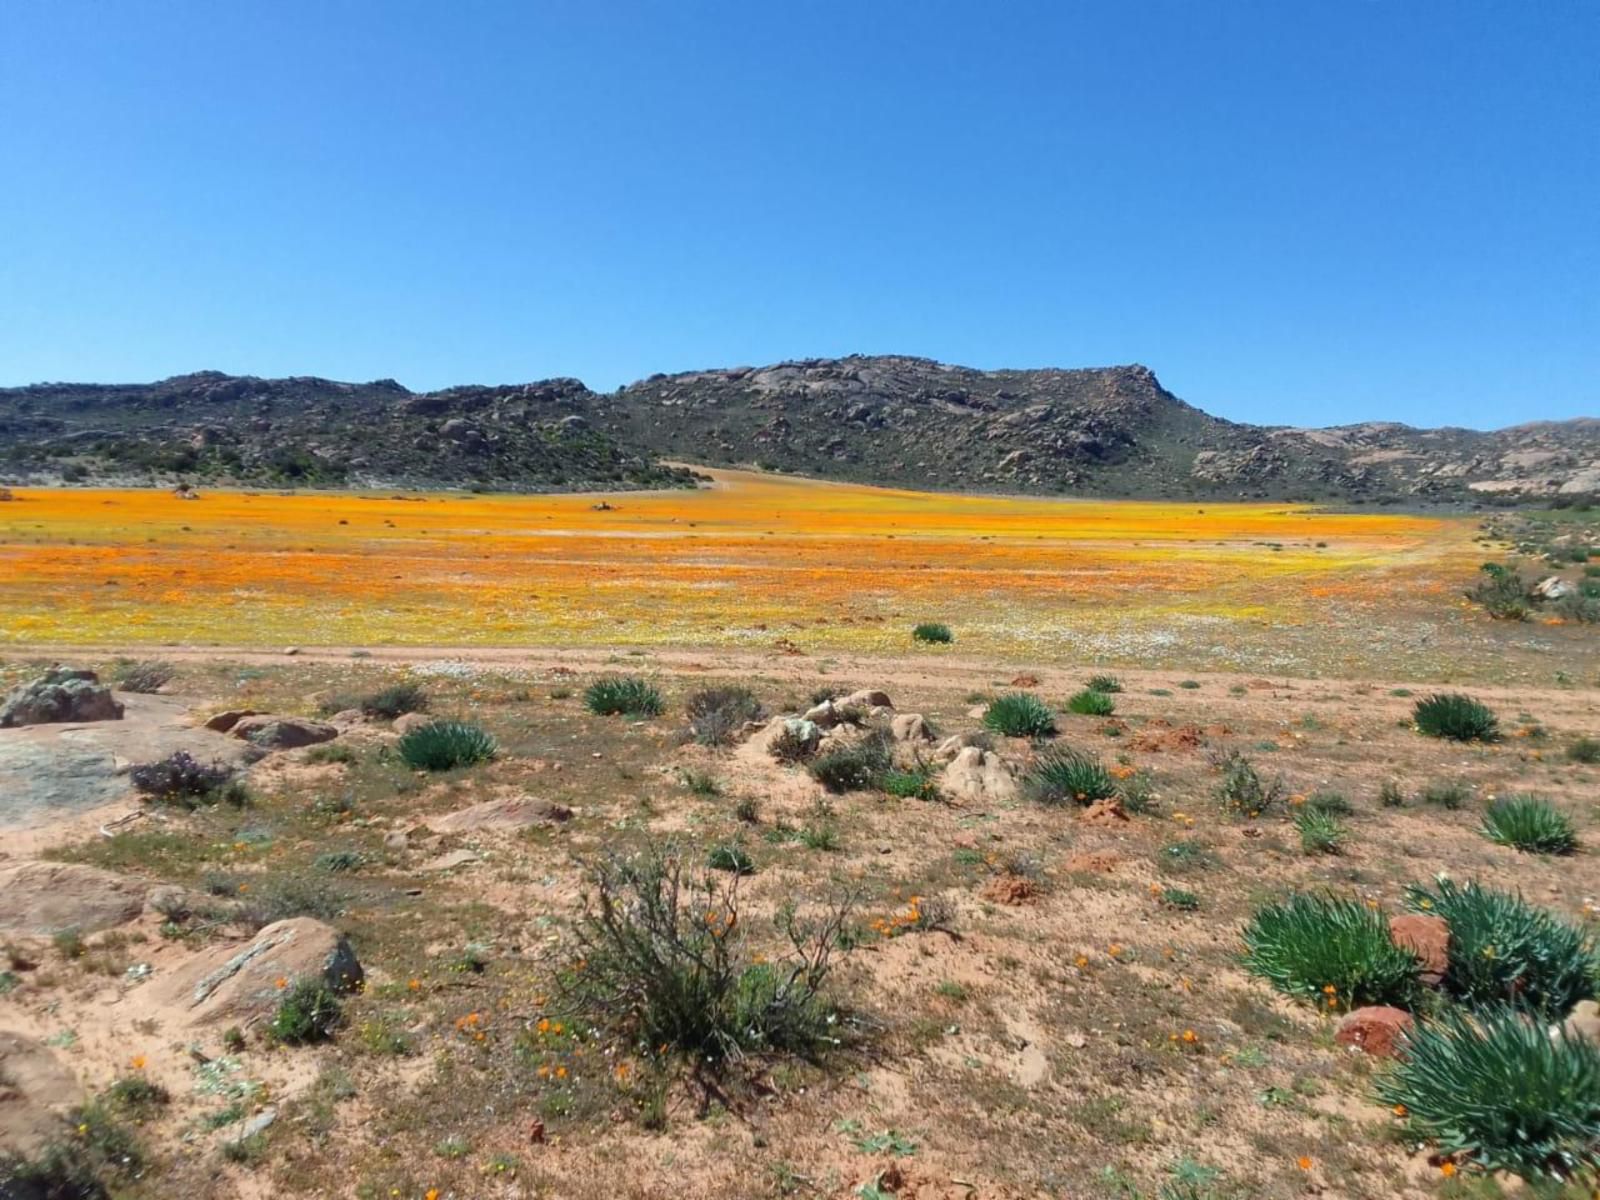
(129, 751, 245, 809)
(396, 719, 497, 771)
(684, 686, 762, 747)
(1480, 794, 1578, 855)
(911, 622, 953, 644)
(981, 692, 1056, 738)
(1412, 692, 1499, 741)
(585, 675, 665, 718)
(1023, 747, 1117, 806)
(1241, 893, 1422, 1012)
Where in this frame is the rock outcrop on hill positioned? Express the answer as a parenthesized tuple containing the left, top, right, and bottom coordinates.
(3, 357, 1594, 502)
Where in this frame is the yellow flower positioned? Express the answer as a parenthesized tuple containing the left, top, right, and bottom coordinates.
(129, 1054, 146, 1070)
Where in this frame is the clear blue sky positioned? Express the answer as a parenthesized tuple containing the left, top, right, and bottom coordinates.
(1, 2, 1594, 428)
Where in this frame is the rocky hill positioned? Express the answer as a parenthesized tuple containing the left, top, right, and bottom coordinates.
(2, 358, 1595, 502)
(0, 372, 696, 492)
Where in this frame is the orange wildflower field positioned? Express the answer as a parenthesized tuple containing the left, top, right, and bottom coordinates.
(0, 469, 1485, 672)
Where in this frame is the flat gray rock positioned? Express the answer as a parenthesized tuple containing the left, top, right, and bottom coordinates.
(0, 693, 251, 830)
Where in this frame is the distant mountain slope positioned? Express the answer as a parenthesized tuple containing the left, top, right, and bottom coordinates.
(1, 357, 1594, 501)
(0, 372, 695, 492)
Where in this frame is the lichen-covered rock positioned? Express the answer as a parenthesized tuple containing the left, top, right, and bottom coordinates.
(143, 917, 363, 1028)
(230, 715, 338, 750)
(0, 668, 124, 728)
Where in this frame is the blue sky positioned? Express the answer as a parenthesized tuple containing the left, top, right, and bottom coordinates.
(1, 2, 1594, 428)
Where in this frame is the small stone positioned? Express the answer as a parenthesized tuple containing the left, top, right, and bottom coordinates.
(283, 646, 301, 656)
(1335, 1006, 1414, 1058)
(1559, 999, 1600, 1046)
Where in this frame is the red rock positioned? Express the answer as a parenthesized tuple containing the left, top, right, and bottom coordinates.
(1389, 913, 1450, 987)
(1079, 797, 1128, 825)
(1335, 1006, 1414, 1058)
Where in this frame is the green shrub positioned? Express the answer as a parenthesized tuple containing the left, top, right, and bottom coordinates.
(1294, 808, 1347, 855)
(706, 844, 754, 874)
(359, 681, 428, 718)
(680, 769, 721, 797)
(270, 979, 343, 1044)
(1178, 680, 1201, 689)
(879, 764, 939, 801)
(1466, 563, 1533, 621)
(1566, 736, 1600, 764)
(1085, 674, 1123, 694)
(1420, 779, 1471, 809)
(1065, 688, 1115, 716)
(553, 848, 851, 1065)
(981, 693, 1056, 738)
(1159, 887, 1201, 912)
(1413, 693, 1498, 742)
(1241, 893, 1422, 1012)
(129, 751, 240, 809)
(1305, 790, 1352, 815)
(809, 735, 891, 794)
(911, 622, 953, 644)
(396, 720, 497, 770)
(1159, 840, 1216, 873)
(684, 686, 762, 747)
(1023, 748, 1117, 806)
(314, 850, 363, 873)
(115, 659, 174, 694)
(585, 676, 664, 718)
(1481, 795, 1578, 855)
(1214, 750, 1284, 818)
(1378, 780, 1405, 808)
(1407, 879, 1597, 1018)
(1374, 1007, 1600, 1181)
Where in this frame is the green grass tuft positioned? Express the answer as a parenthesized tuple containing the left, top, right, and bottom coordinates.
(1241, 893, 1422, 1012)
(585, 675, 665, 718)
(1374, 1007, 1600, 1181)
(1065, 688, 1116, 716)
(1023, 748, 1117, 806)
(396, 719, 497, 771)
(1480, 794, 1578, 855)
(911, 622, 953, 644)
(1413, 693, 1498, 741)
(981, 693, 1056, 738)
(1406, 878, 1597, 1018)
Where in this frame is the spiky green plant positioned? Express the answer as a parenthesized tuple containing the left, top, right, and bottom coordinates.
(1214, 750, 1285, 818)
(911, 622, 953, 644)
(1406, 879, 1597, 1018)
(396, 719, 498, 771)
(1294, 808, 1347, 855)
(1480, 795, 1578, 856)
(585, 675, 665, 718)
(1085, 674, 1123, 694)
(981, 693, 1056, 738)
(1241, 893, 1422, 1012)
(359, 681, 428, 718)
(1413, 693, 1498, 742)
(1023, 748, 1116, 806)
(1374, 1007, 1600, 1181)
(1065, 688, 1116, 716)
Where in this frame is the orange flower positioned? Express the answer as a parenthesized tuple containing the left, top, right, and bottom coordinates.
(274, 976, 287, 989)
(426, 1190, 439, 1200)
(1439, 1162, 1456, 1177)
(1392, 1104, 1407, 1117)
(555, 1066, 567, 1079)
(1180, 1029, 1198, 1044)
(1107, 943, 1123, 957)
(129, 1055, 146, 1070)
(407, 978, 421, 991)
(1297, 1156, 1312, 1171)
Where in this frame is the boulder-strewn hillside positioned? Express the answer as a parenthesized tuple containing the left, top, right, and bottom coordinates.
(2, 357, 1595, 501)
(0, 372, 696, 492)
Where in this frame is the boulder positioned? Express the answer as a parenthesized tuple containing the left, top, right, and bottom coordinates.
(425, 796, 573, 834)
(1534, 576, 1574, 600)
(392, 712, 433, 735)
(933, 732, 987, 764)
(1558, 999, 1600, 1046)
(890, 713, 933, 742)
(753, 716, 822, 760)
(142, 917, 363, 1028)
(1389, 913, 1449, 987)
(802, 700, 841, 728)
(1335, 1006, 1414, 1058)
(939, 747, 1017, 804)
(842, 688, 892, 710)
(0, 862, 147, 937)
(230, 715, 338, 750)
(204, 709, 262, 734)
(0, 668, 123, 728)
